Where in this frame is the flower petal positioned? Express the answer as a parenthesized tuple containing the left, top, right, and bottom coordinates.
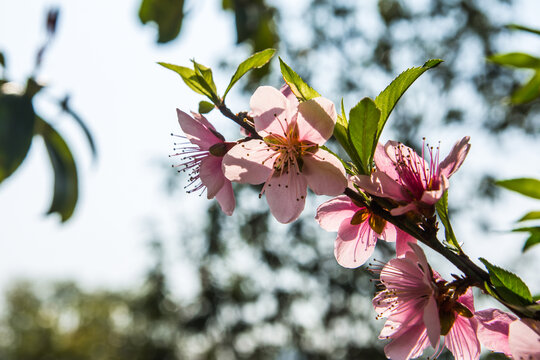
(334, 221, 376, 268)
(280, 84, 299, 108)
(394, 228, 417, 257)
(215, 180, 235, 216)
(509, 319, 540, 360)
(296, 97, 337, 145)
(374, 142, 399, 179)
(419, 175, 448, 205)
(265, 171, 308, 223)
(439, 136, 471, 179)
(475, 308, 515, 356)
(315, 195, 358, 232)
(423, 297, 441, 348)
(199, 156, 225, 199)
(445, 316, 481, 360)
(222, 139, 273, 184)
(302, 149, 347, 196)
(384, 324, 430, 360)
(250, 86, 293, 136)
(356, 171, 408, 201)
(176, 109, 221, 149)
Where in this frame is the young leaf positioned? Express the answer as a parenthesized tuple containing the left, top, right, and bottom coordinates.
(374, 59, 443, 141)
(35, 117, 78, 222)
(479, 258, 533, 306)
(435, 190, 462, 252)
(518, 211, 540, 222)
(513, 226, 540, 252)
(198, 100, 214, 114)
(279, 57, 320, 101)
(496, 177, 540, 199)
(223, 48, 276, 99)
(158, 62, 219, 103)
(510, 71, 540, 104)
(0, 94, 35, 183)
(192, 60, 217, 94)
(347, 97, 380, 174)
(488, 52, 540, 69)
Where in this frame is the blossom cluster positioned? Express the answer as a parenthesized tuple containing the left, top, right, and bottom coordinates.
(171, 83, 539, 360)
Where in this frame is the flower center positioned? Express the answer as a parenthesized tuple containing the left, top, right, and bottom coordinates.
(350, 207, 386, 234)
(393, 139, 441, 200)
(263, 121, 318, 175)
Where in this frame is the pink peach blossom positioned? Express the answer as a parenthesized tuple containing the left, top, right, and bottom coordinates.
(315, 194, 416, 268)
(223, 85, 347, 223)
(373, 243, 480, 360)
(172, 109, 235, 215)
(477, 308, 540, 359)
(509, 318, 540, 359)
(357, 137, 470, 216)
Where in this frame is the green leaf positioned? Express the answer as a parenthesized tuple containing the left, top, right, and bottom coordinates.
(35, 117, 78, 222)
(435, 191, 462, 252)
(513, 226, 540, 252)
(158, 62, 219, 103)
(496, 177, 540, 199)
(0, 94, 35, 183)
(139, 0, 185, 43)
(518, 211, 540, 222)
(198, 101, 214, 114)
(223, 48, 276, 99)
(0, 51, 5, 68)
(374, 59, 443, 141)
(191, 60, 217, 95)
(347, 97, 380, 174)
(506, 24, 540, 36)
(510, 71, 540, 104)
(479, 258, 533, 306)
(279, 57, 320, 101)
(488, 52, 540, 69)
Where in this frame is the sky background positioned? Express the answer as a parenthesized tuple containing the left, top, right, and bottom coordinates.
(0, 0, 539, 306)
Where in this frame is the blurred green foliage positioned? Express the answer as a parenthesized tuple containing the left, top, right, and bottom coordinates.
(0, 8, 95, 222)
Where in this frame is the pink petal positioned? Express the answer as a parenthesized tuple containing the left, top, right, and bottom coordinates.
(199, 156, 225, 199)
(296, 97, 337, 145)
(423, 297, 441, 348)
(176, 109, 221, 149)
(439, 136, 471, 179)
(215, 180, 235, 216)
(457, 288, 475, 313)
(315, 195, 358, 232)
(222, 139, 273, 184)
(356, 171, 408, 201)
(265, 171, 308, 224)
(475, 308, 516, 356)
(280, 84, 299, 108)
(250, 86, 293, 137)
(509, 319, 540, 360)
(395, 228, 417, 257)
(419, 176, 448, 205)
(334, 221, 376, 268)
(302, 149, 347, 196)
(374, 142, 399, 179)
(445, 316, 480, 360)
(384, 324, 431, 360)
(381, 222, 397, 242)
